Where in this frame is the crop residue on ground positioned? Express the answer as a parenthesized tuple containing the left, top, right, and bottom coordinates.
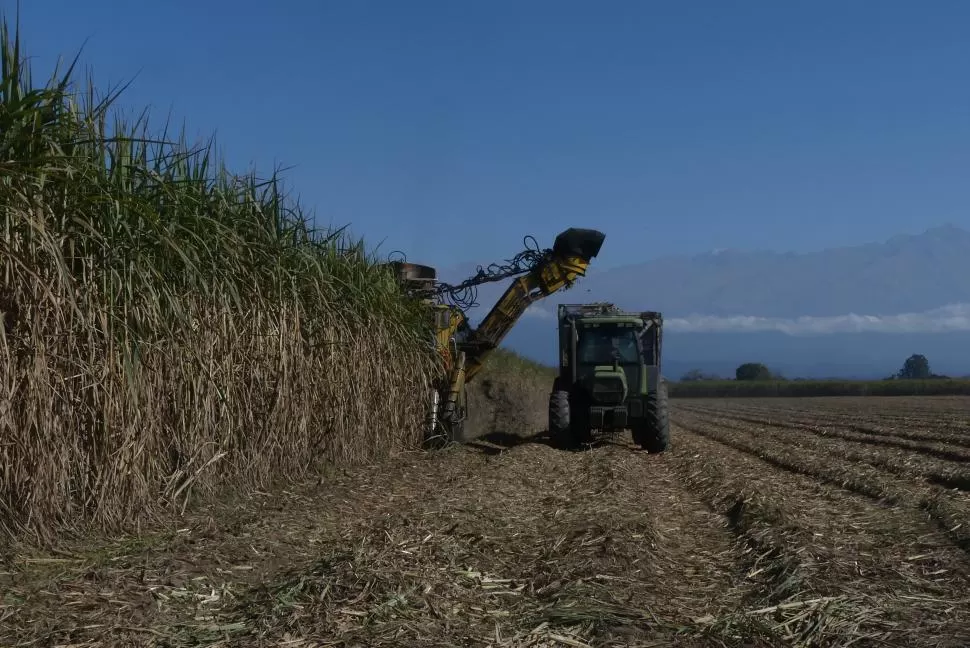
(3, 395, 970, 647)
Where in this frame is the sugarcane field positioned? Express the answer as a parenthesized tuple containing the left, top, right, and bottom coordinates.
(5, 4, 970, 648)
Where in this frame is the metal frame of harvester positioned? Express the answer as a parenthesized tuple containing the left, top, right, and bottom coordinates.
(384, 228, 606, 445)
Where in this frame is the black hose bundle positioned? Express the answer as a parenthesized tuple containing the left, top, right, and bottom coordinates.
(432, 235, 551, 311)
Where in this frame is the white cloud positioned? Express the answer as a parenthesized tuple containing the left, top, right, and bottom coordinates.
(666, 303, 970, 335)
(517, 303, 970, 335)
(522, 305, 555, 320)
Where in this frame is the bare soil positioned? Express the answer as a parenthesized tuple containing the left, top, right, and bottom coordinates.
(3, 396, 970, 647)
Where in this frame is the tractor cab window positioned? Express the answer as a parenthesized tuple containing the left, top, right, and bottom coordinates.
(577, 326, 640, 364)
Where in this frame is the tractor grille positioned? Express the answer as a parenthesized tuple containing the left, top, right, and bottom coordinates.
(591, 377, 625, 405)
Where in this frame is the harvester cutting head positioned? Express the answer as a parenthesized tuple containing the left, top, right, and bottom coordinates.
(385, 261, 438, 301)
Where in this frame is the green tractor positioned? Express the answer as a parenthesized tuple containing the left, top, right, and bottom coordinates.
(548, 303, 670, 452)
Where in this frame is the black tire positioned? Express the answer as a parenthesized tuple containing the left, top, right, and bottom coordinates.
(550, 390, 585, 448)
(549, 390, 570, 437)
(633, 382, 670, 453)
(549, 377, 590, 449)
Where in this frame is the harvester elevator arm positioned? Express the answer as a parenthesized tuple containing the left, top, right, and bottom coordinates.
(459, 228, 605, 382)
(386, 227, 605, 445)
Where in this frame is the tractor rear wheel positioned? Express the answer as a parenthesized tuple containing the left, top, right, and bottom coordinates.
(633, 382, 670, 453)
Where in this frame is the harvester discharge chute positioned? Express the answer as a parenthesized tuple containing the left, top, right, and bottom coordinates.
(385, 228, 605, 446)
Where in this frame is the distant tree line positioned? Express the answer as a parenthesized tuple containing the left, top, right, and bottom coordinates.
(678, 353, 951, 383)
(679, 361, 783, 382)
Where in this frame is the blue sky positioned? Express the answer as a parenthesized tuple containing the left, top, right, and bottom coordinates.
(11, 0, 970, 271)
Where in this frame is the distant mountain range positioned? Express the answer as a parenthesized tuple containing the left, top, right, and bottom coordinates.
(438, 224, 970, 379)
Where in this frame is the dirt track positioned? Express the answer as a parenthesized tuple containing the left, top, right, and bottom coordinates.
(3, 397, 970, 647)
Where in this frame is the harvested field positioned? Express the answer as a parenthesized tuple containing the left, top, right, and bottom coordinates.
(4, 396, 970, 646)
(668, 379, 970, 399)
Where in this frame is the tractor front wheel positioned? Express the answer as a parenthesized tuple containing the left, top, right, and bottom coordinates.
(548, 389, 570, 438)
(549, 384, 589, 449)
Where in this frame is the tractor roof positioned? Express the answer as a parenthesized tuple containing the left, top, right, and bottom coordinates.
(575, 316, 645, 326)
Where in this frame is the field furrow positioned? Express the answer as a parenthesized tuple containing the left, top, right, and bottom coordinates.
(666, 423, 970, 646)
(681, 401, 970, 443)
(676, 408, 970, 493)
(683, 398, 970, 444)
(676, 397, 970, 569)
(674, 405, 970, 555)
(680, 403, 970, 461)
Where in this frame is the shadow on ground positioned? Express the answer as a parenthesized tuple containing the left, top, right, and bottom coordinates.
(466, 430, 636, 455)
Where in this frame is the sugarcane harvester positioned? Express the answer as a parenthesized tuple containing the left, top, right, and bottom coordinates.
(385, 228, 606, 445)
